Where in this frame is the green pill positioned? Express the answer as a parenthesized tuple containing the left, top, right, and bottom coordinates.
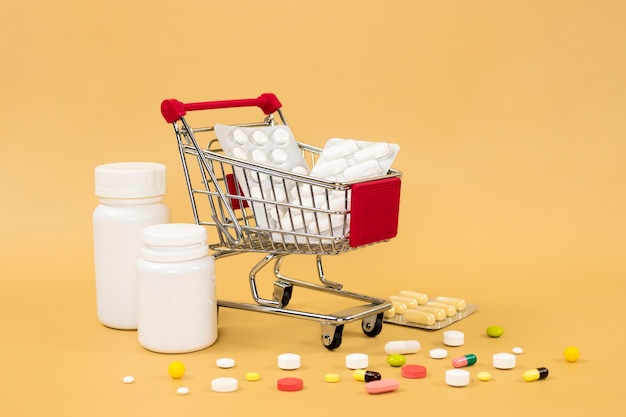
(486, 325, 504, 338)
(386, 354, 406, 367)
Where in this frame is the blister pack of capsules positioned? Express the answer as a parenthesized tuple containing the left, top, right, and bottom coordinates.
(383, 290, 478, 330)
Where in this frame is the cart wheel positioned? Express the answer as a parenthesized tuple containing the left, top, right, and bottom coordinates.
(273, 281, 293, 307)
(321, 324, 344, 351)
(362, 313, 384, 337)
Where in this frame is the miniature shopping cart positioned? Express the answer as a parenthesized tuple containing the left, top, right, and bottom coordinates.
(160, 93, 402, 349)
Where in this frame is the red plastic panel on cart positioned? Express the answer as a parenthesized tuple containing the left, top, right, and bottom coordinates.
(349, 177, 401, 247)
(226, 173, 248, 210)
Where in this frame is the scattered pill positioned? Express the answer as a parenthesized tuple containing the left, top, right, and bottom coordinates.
(452, 354, 477, 368)
(564, 346, 580, 362)
(168, 361, 185, 379)
(245, 372, 261, 381)
(216, 358, 235, 368)
(486, 325, 504, 338)
(278, 353, 301, 370)
(403, 309, 436, 326)
(445, 369, 470, 387)
(122, 376, 135, 384)
(387, 354, 407, 367)
(384, 340, 421, 355)
(345, 353, 369, 369)
(443, 330, 465, 347)
(325, 373, 340, 383)
(212, 377, 238, 393)
(492, 353, 516, 369)
(277, 377, 303, 392)
(434, 296, 466, 311)
(389, 295, 418, 309)
(398, 290, 429, 305)
(512, 347, 524, 355)
(523, 367, 549, 382)
(177, 386, 190, 395)
(401, 365, 427, 379)
(365, 379, 400, 394)
(476, 371, 492, 382)
(353, 369, 382, 382)
(430, 348, 448, 359)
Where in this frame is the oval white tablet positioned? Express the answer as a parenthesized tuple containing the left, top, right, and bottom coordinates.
(216, 358, 236, 368)
(271, 127, 291, 145)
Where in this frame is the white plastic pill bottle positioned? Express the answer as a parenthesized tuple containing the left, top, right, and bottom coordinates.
(93, 162, 170, 330)
(137, 223, 217, 353)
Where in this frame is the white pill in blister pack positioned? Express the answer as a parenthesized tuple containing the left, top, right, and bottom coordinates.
(214, 124, 310, 231)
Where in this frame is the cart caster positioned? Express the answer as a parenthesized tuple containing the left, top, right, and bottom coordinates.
(321, 323, 344, 350)
(361, 313, 384, 337)
(273, 281, 293, 307)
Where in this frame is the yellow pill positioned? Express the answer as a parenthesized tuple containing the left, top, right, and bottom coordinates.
(389, 295, 418, 309)
(476, 371, 492, 381)
(411, 305, 447, 321)
(425, 301, 457, 317)
(403, 309, 436, 326)
(434, 296, 467, 311)
(168, 361, 185, 379)
(325, 373, 340, 383)
(564, 346, 580, 362)
(383, 307, 396, 318)
(245, 371, 261, 381)
(398, 290, 429, 305)
(390, 300, 408, 315)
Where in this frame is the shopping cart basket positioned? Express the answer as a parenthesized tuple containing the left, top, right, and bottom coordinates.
(161, 93, 402, 349)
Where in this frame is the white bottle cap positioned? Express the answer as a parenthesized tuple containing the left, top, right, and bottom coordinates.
(443, 330, 465, 346)
(277, 353, 301, 370)
(95, 162, 166, 198)
(445, 369, 470, 387)
(211, 377, 238, 393)
(492, 353, 516, 369)
(140, 223, 208, 262)
(345, 353, 369, 369)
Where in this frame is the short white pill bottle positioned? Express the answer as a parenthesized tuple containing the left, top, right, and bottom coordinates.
(137, 223, 217, 353)
(93, 162, 170, 330)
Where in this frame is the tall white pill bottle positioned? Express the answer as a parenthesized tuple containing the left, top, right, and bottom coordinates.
(137, 223, 217, 353)
(93, 162, 170, 329)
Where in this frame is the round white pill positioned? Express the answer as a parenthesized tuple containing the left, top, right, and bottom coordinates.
(443, 330, 465, 347)
(278, 353, 301, 370)
(231, 128, 248, 145)
(232, 146, 248, 161)
(445, 369, 470, 387)
(384, 340, 421, 355)
(512, 347, 524, 355)
(211, 377, 238, 393)
(251, 148, 268, 164)
(216, 358, 236, 368)
(251, 129, 269, 145)
(430, 348, 448, 359)
(271, 127, 291, 145)
(345, 353, 369, 369)
(122, 375, 135, 384)
(492, 353, 516, 369)
(270, 148, 289, 165)
(177, 386, 190, 395)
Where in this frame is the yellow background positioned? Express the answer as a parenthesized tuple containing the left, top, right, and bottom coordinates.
(1, 1, 625, 416)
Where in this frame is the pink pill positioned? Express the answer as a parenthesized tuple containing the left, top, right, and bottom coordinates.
(365, 379, 400, 394)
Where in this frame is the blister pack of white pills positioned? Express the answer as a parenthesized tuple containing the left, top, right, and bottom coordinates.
(214, 124, 310, 231)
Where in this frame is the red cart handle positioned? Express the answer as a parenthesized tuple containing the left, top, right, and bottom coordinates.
(161, 93, 282, 123)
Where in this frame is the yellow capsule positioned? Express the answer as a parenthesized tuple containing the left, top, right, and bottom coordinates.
(425, 301, 457, 317)
(390, 300, 407, 315)
(383, 306, 396, 318)
(398, 290, 429, 305)
(411, 305, 447, 321)
(434, 296, 466, 311)
(404, 309, 436, 326)
(389, 295, 418, 309)
(523, 367, 549, 382)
